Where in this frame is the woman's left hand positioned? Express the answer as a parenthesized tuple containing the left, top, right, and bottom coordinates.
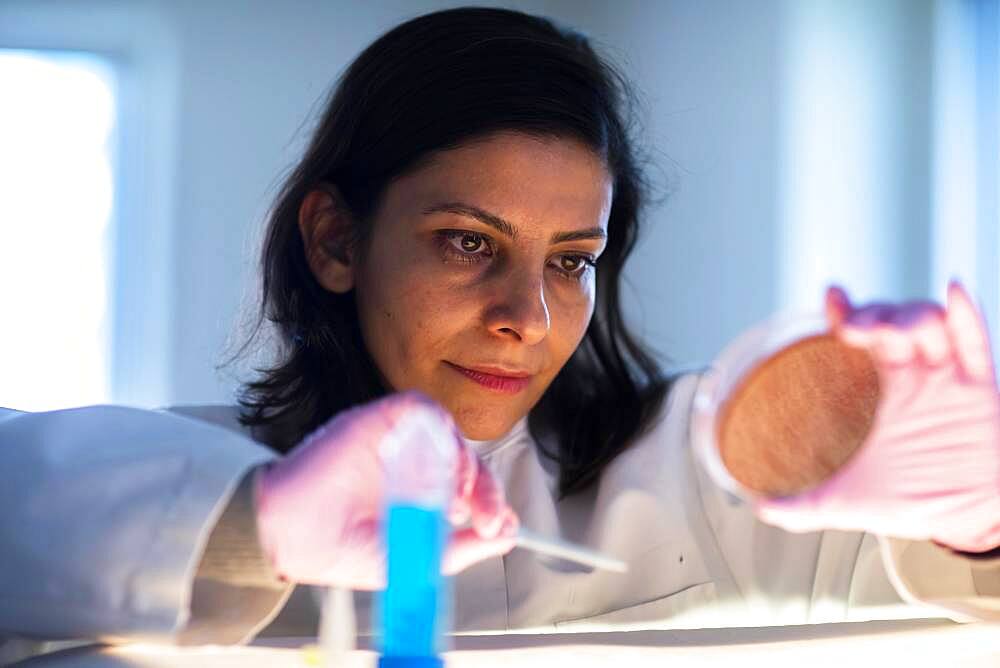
(754, 280, 1000, 553)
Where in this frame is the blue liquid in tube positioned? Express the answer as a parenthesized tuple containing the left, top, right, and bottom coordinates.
(378, 503, 448, 668)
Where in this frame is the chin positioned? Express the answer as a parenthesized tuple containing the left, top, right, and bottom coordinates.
(449, 402, 524, 441)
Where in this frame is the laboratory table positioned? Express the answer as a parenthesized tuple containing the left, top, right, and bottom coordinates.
(14, 619, 1000, 668)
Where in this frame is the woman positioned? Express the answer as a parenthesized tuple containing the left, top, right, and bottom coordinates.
(2, 6, 999, 661)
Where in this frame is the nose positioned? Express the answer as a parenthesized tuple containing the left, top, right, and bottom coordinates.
(483, 269, 550, 345)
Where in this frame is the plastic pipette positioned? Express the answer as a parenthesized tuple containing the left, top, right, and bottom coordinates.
(516, 528, 628, 573)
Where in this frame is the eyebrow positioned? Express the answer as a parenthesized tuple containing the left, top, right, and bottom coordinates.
(421, 202, 607, 244)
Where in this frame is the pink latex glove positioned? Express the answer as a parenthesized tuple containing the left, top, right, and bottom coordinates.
(755, 280, 1000, 553)
(254, 390, 519, 589)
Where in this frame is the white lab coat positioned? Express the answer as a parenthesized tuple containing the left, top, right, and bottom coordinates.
(2, 371, 998, 663)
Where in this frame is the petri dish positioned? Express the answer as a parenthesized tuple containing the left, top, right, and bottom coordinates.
(691, 311, 881, 500)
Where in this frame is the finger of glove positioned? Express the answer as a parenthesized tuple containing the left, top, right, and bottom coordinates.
(835, 303, 895, 353)
(842, 303, 899, 328)
(908, 312, 951, 366)
(946, 280, 995, 384)
(871, 325, 916, 366)
(839, 303, 940, 366)
(443, 525, 518, 575)
(841, 300, 938, 327)
(825, 285, 852, 330)
(837, 323, 908, 368)
(467, 464, 517, 540)
(448, 444, 478, 526)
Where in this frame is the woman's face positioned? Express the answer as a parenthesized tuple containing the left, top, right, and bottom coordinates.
(325, 132, 612, 440)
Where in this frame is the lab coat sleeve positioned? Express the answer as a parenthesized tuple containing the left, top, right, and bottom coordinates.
(0, 404, 283, 646)
(177, 465, 295, 645)
(877, 537, 1000, 622)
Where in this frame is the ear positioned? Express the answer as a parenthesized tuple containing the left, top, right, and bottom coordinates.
(298, 185, 356, 294)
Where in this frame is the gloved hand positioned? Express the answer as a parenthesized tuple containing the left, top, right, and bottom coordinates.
(253, 390, 519, 588)
(755, 280, 1000, 554)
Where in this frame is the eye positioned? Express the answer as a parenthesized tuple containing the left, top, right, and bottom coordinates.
(437, 230, 495, 263)
(551, 253, 596, 280)
(453, 232, 487, 254)
(560, 256, 585, 273)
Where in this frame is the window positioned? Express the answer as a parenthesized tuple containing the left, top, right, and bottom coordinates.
(0, 50, 117, 411)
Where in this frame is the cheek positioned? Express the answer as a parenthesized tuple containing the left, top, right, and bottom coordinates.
(395, 255, 484, 325)
(357, 257, 472, 375)
(549, 280, 596, 360)
(353, 252, 420, 376)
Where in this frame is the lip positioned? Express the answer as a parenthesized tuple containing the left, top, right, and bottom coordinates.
(445, 361, 534, 394)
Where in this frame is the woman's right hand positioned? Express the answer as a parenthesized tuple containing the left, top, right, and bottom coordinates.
(253, 391, 518, 589)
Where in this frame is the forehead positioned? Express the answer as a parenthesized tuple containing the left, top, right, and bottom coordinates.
(386, 132, 614, 233)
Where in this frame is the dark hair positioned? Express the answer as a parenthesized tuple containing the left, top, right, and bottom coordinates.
(228, 6, 672, 497)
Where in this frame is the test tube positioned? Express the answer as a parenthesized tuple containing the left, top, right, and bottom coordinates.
(376, 409, 456, 668)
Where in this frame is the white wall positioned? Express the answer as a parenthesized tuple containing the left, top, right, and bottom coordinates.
(2, 0, 968, 406)
(561, 1, 786, 370)
(777, 0, 933, 308)
(161, 0, 795, 399)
